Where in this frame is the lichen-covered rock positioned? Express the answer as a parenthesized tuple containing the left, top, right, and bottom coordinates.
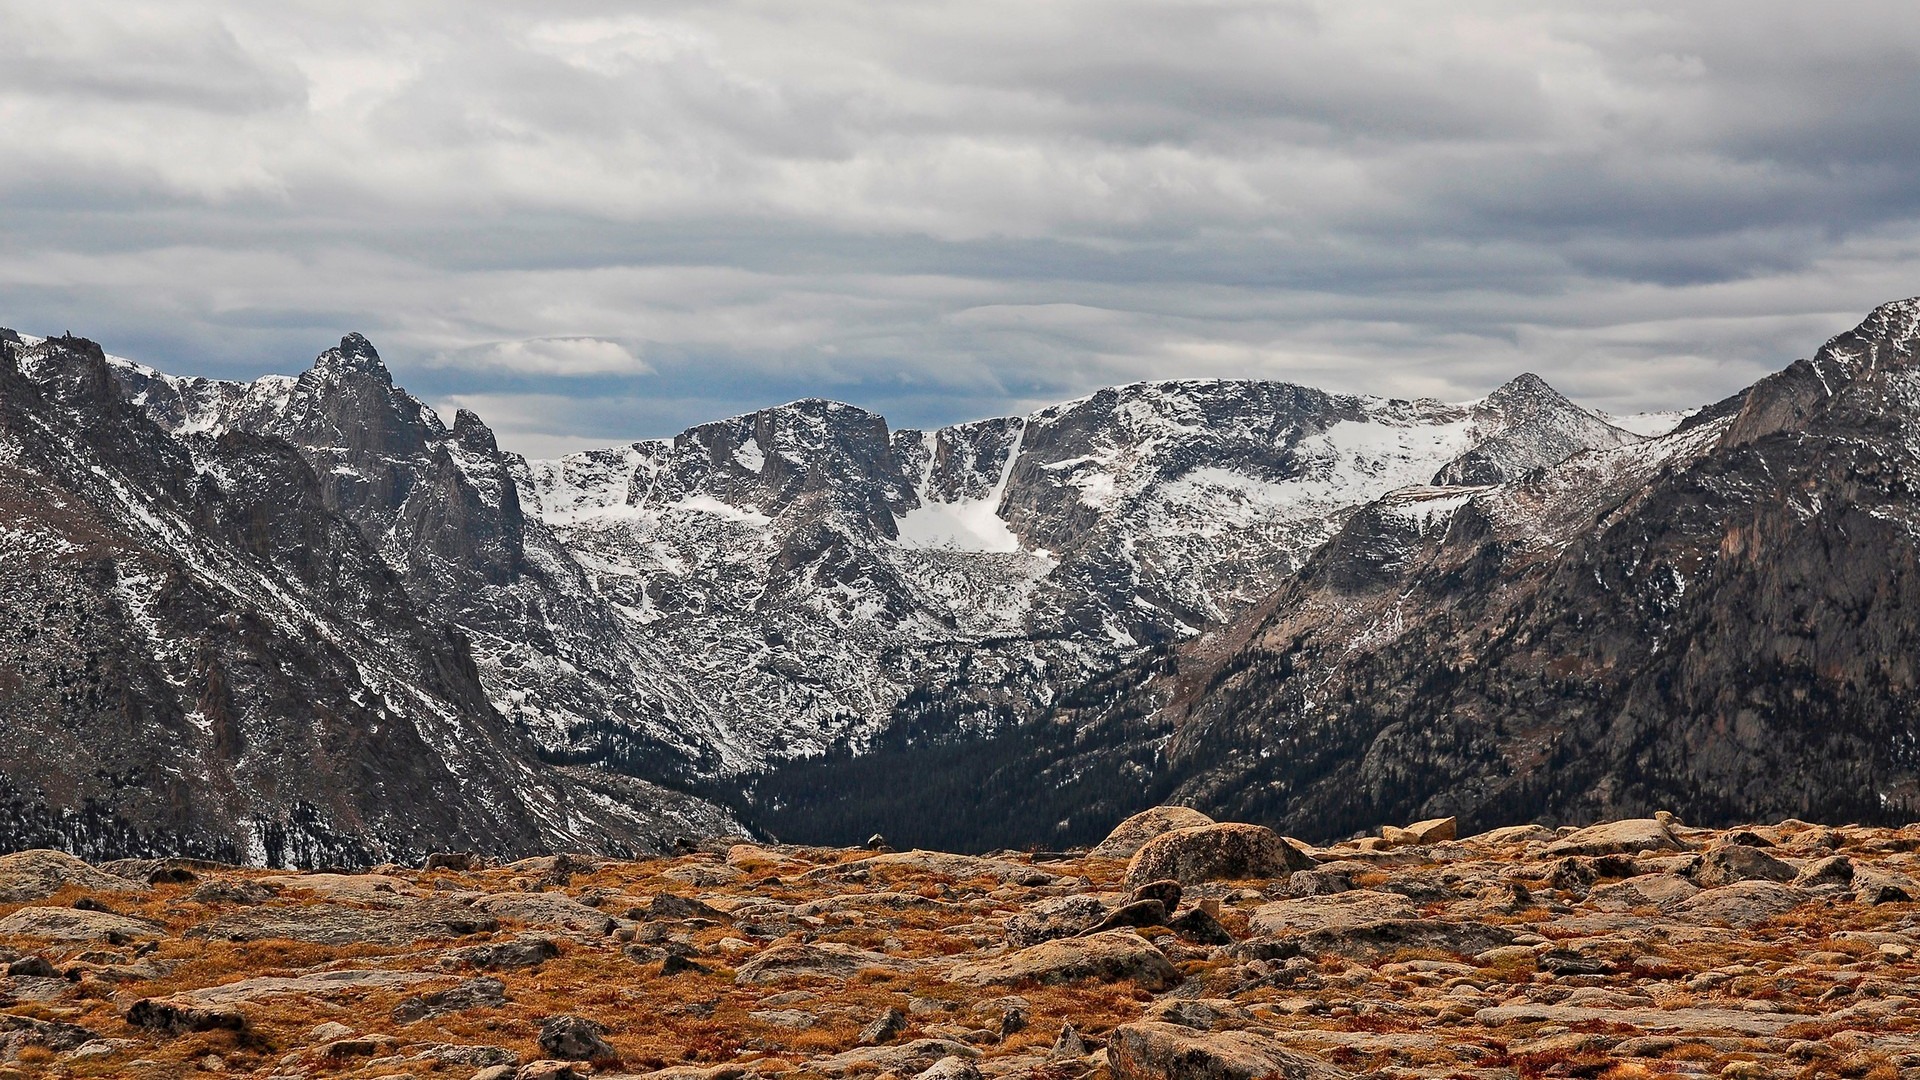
(733, 941, 899, 985)
(1091, 807, 1218, 860)
(1250, 891, 1416, 935)
(949, 930, 1178, 990)
(1107, 1021, 1349, 1080)
(1125, 824, 1310, 889)
(1005, 895, 1109, 948)
(1381, 817, 1456, 846)
(0, 906, 163, 942)
(1545, 819, 1683, 857)
(1694, 843, 1796, 887)
(0, 850, 145, 903)
(1674, 881, 1811, 927)
(538, 1014, 616, 1061)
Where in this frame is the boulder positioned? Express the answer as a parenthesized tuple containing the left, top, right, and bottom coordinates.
(1467, 824, 1558, 845)
(949, 930, 1178, 990)
(125, 998, 247, 1035)
(1005, 895, 1109, 948)
(0, 1014, 102, 1059)
(858, 1006, 907, 1045)
(447, 934, 562, 970)
(1083, 899, 1169, 934)
(1794, 855, 1855, 887)
(392, 976, 508, 1023)
(1381, 817, 1457, 846)
(1092, 806, 1218, 860)
(1126, 824, 1311, 889)
(1130, 879, 1184, 910)
(1107, 1021, 1349, 1080)
(915, 1055, 984, 1080)
(1694, 843, 1796, 887)
(1586, 874, 1699, 910)
(1674, 881, 1811, 927)
(1143, 999, 1255, 1031)
(189, 878, 279, 905)
(1167, 907, 1233, 946)
(1544, 819, 1682, 857)
(538, 1014, 616, 1061)
(0, 850, 144, 903)
(1852, 869, 1915, 904)
(0, 906, 164, 942)
(733, 941, 897, 985)
(164, 969, 444, 1007)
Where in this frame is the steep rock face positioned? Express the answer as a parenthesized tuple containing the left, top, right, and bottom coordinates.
(115, 339, 724, 778)
(1055, 298, 1920, 843)
(0, 334, 738, 864)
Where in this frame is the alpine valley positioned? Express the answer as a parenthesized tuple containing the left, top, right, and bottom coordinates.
(4, 299, 1920, 865)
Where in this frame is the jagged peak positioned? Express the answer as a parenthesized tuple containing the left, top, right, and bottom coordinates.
(451, 407, 499, 454)
(312, 332, 392, 383)
(1848, 296, 1920, 347)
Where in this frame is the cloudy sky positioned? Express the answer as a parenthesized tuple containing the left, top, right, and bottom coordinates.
(4, 2, 1919, 456)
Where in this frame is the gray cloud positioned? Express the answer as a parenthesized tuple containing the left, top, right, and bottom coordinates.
(2, 1, 1919, 453)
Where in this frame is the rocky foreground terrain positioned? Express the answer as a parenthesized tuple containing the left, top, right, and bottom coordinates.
(0, 811, 1917, 1080)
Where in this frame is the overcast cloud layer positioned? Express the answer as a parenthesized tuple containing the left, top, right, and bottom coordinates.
(4, 2, 1919, 456)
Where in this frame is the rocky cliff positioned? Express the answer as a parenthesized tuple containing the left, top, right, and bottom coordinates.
(0, 333, 738, 865)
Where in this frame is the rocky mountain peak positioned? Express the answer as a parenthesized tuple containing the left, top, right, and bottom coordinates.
(1479, 371, 1565, 414)
(1432, 372, 1636, 487)
(452, 407, 500, 455)
(311, 332, 392, 384)
(1722, 296, 1920, 448)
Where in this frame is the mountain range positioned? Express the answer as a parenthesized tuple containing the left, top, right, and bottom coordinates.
(2, 299, 1917, 864)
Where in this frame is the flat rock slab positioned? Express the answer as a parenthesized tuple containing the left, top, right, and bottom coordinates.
(1286, 918, 1514, 960)
(0, 850, 145, 903)
(948, 930, 1178, 990)
(173, 968, 447, 1006)
(1108, 1021, 1349, 1080)
(1545, 819, 1682, 857)
(1250, 891, 1418, 935)
(256, 873, 418, 904)
(733, 941, 900, 985)
(1474, 1003, 1807, 1036)
(188, 901, 497, 945)
(805, 1038, 982, 1076)
(1673, 881, 1811, 927)
(471, 892, 615, 935)
(0, 906, 165, 941)
(809, 851, 1053, 886)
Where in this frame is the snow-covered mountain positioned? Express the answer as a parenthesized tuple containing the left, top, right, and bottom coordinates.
(0, 331, 738, 865)
(518, 372, 1638, 776)
(4, 320, 1645, 859)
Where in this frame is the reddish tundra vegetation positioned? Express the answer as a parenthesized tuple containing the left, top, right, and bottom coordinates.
(0, 808, 1917, 1080)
